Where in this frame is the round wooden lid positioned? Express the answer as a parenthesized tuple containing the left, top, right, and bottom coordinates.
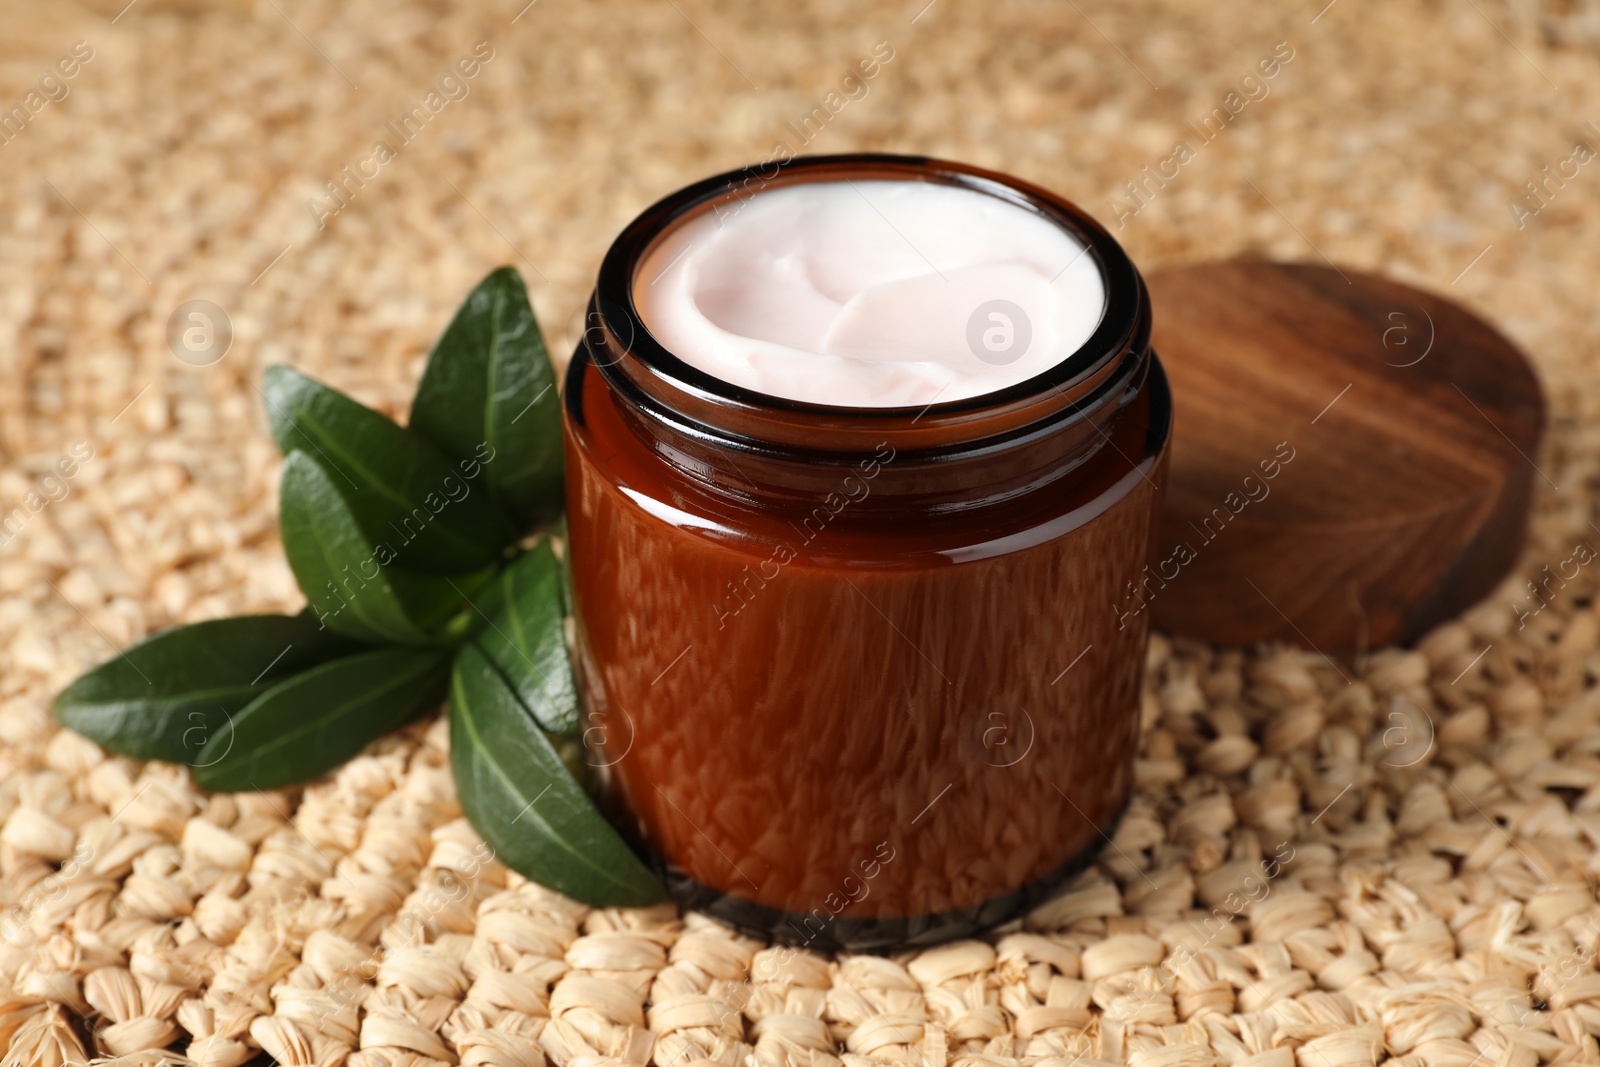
(1145, 260, 1545, 653)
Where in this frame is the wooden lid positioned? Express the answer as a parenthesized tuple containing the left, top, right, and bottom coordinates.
(1145, 259, 1545, 653)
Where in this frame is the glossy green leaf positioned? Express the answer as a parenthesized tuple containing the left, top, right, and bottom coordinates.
(552, 522, 573, 616)
(469, 540, 578, 735)
(263, 364, 509, 574)
(402, 560, 502, 637)
(450, 641, 662, 907)
(280, 451, 435, 644)
(52, 615, 362, 763)
(410, 267, 565, 534)
(194, 646, 452, 792)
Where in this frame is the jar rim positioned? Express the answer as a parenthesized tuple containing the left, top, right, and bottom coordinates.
(589, 153, 1149, 438)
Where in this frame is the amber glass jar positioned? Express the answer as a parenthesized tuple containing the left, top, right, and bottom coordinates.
(564, 154, 1170, 949)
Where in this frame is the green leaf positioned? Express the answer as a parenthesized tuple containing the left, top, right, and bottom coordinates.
(53, 615, 362, 763)
(280, 451, 436, 644)
(410, 267, 565, 534)
(263, 364, 510, 574)
(469, 540, 578, 735)
(552, 521, 573, 616)
(194, 646, 452, 792)
(396, 560, 502, 637)
(451, 641, 662, 907)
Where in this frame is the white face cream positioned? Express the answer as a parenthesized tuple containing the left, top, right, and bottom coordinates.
(632, 179, 1107, 408)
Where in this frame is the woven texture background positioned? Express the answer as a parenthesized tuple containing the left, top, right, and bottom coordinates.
(5, 0, 1600, 1064)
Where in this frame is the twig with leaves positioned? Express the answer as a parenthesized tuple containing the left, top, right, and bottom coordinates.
(53, 267, 664, 907)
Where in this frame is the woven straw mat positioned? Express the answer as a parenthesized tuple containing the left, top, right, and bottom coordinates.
(5, 0, 1600, 1064)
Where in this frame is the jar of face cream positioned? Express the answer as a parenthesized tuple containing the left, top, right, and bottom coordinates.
(564, 154, 1170, 949)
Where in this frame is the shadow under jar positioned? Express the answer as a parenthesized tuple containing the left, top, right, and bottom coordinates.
(563, 154, 1171, 950)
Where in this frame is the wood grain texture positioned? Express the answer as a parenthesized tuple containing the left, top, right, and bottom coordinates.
(1145, 260, 1545, 653)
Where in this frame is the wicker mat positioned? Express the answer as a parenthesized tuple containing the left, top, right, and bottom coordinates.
(6, 0, 1600, 1064)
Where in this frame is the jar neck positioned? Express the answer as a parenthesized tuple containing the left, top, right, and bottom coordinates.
(577, 153, 1154, 516)
(575, 336, 1151, 517)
